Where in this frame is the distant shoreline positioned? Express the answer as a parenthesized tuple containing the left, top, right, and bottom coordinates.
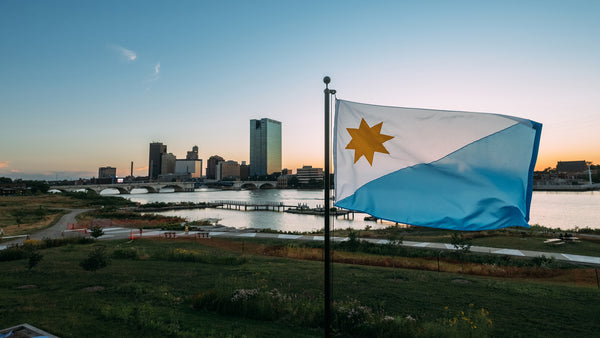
(533, 184, 600, 192)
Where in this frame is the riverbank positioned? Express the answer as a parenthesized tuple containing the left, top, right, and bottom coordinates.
(533, 183, 600, 191)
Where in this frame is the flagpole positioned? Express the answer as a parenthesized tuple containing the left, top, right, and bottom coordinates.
(323, 76, 333, 337)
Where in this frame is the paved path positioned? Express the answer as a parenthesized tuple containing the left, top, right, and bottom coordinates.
(80, 227, 600, 266)
(0, 209, 91, 249)
(3, 220, 600, 266)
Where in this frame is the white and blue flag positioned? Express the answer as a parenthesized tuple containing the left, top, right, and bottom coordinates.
(333, 100, 542, 231)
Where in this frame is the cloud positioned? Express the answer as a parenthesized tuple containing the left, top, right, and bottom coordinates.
(144, 62, 161, 89)
(148, 62, 160, 82)
(110, 44, 137, 61)
(0, 161, 9, 168)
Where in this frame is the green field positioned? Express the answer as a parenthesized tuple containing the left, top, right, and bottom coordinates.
(1, 238, 599, 337)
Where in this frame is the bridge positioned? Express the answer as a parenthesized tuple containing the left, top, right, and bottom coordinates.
(198, 181, 278, 190)
(50, 182, 195, 194)
(232, 181, 277, 189)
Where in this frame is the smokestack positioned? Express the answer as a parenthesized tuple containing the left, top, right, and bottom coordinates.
(131, 161, 134, 177)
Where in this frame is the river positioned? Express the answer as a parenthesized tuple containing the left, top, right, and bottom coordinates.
(103, 189, 600, 232)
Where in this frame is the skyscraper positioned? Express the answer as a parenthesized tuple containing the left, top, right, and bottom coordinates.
(186, 145, 199, 160)
(98, 166, 116, 179)
(148, 142, 167, 179)
(249, 118, 281, 177)
(206, 155, 224, 180)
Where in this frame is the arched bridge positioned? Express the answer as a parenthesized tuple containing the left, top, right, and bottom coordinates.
(50, 182, 195, 194)
(232, 181, 277, 190)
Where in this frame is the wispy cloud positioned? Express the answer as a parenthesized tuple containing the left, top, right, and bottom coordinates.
(109, 44, 137, 61)
(145, 62, 161, 90)
(148, 62, 160, 81)
(0, 161, 9, 169)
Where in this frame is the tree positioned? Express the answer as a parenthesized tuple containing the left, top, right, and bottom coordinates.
(450, 232, 472, 253)
(11, 209, 27, 227)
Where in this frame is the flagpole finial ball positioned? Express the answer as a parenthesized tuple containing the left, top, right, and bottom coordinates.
(323, 76, 331, 84)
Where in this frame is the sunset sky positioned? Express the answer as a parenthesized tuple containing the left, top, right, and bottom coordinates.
(1, 1, 599, 180)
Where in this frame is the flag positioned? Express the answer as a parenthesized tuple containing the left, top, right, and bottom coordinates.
(333, 99, 542, 231)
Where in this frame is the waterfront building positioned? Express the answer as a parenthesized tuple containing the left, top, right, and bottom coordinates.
(296, 165, 324, 185)
(249, 118, 281, 177)
(98, 166, 116, 179)
(277, 174, 292, 188)
(175, 159, 203, 178)
(206, 155, 224, 179)
(221, 160, 241, 180)
(148, 142, 167, 179)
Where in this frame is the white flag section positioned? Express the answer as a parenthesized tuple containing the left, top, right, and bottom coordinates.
(333, 100, 542, 231)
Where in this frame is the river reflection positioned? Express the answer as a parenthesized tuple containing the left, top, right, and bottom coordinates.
(110, 188, 600, 231)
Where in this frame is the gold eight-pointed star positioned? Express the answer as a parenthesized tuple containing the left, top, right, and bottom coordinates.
(345, 118, 394, 165)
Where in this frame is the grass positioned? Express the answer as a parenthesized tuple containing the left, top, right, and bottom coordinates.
(330, 226, 600, 257)
(1, 237, 599, 337)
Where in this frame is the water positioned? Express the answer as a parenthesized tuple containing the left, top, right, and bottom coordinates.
(529, 191, 600, 230)
(112, 189, 600, 232)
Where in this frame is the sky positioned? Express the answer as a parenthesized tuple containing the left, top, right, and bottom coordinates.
(1, 0, 599, 180)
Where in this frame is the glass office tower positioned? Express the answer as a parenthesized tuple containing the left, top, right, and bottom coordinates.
(148, 142, 167, 179)
(249, 118, 282, 177)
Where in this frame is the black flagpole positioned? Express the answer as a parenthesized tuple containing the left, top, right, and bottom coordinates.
(323, 76, 333, 337)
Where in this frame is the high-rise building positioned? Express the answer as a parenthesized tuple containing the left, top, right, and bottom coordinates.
(98, 166, 116, 179)
(186, 145, 199, 160)
(161, 153, 176, 175)
(149, 142, 167, 179)
(220, 160, 241, 180)
(240, 161, 250, 180)
(206, 155, 224, 179)
(175, 159, 203, 178)
(250, 118, 281, 177)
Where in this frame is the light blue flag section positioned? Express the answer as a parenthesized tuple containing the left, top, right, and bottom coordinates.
(333, 100, 542, 231)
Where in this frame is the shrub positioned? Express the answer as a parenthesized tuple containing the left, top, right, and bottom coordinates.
(89, 225, 104, 238)
(450, 232, 472, 253)
(0, 246, 27, 262)
(80, 245, 110, 272)
(27, 251, 43, 270)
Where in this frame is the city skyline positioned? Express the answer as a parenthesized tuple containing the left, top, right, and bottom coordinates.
(2, 1, 600, 180)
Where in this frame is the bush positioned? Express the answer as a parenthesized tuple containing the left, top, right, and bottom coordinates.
(27, 251, 43, 270)
(80, 245, 110, 272)
(450, 232, 472, 253)
(0, 246, 27, 262)
(89, 225, 104, 238)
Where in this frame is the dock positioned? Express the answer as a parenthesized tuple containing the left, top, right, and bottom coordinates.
(210, 200, 354, 219)
(212, 200, 290, 212)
